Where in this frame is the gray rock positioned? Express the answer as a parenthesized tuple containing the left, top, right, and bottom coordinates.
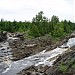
(0, 31, 7, 42)
(15, 32, 24, 40)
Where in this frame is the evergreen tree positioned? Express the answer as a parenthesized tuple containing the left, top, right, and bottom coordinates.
(50, 15, 59, 36)
(29, 24, 40, 37)
(63, 20, 70, 33)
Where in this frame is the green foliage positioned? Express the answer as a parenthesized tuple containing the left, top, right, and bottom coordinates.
(32, 11, 49, 36)
(63, 20, 71, 33)
(58, 58, 75, 73)
(50, 15, 59, 36)
(0, 11, 74, 39)
(32, 11, 44, 22)
(53, 22, 64, 37)
(72, 63, 75, 69)
(59, 63, 68, 73)
(29, 24, 40, 37)
(51, 15, 59, 25)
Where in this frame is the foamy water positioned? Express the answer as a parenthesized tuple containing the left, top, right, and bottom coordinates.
(1, 38, 75, 75)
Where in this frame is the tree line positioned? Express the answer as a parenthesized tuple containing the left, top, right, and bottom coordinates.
(0, 11, 75, 38)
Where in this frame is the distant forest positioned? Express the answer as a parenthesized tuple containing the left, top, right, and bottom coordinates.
(0, 11, 75, 38)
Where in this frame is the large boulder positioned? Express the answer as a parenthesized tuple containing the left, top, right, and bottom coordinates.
(0, 31, 7, 42)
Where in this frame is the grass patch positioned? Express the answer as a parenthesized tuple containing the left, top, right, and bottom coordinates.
(58, 63, 68, 73)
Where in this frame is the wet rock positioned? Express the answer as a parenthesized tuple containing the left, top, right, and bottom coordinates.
(1, 48, 5, 50)
(53, 56, 62, 65)
(17, 65, 50, 75)
(0, 63, 9, 73)
(25, 44, 37, 48)
(0, 31, 7, 42)
(45, 50, 75, 75)
(3, 31, 7, 37)
(14, 32, 24, 40)
(70, 31, 75, 38)
(70, 45, 75, 50)
(17, 46, 75, 75)
(0, 58, 3, 62)
(35, 65, 49, 73)
(9, 33, 66, 61)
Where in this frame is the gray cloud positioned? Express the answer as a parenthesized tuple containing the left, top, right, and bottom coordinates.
(0, 0, 74, 22)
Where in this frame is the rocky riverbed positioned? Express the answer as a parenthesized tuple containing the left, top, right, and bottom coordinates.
(0, 31, 75, 75)
(17, 49, 75, 75)
(9, 33, 70, 61)
(17, 32, 75, 75)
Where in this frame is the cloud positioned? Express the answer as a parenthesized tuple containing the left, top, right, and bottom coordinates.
(0, 0, 74, 22)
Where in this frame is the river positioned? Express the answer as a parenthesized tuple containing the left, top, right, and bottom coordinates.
(0, 37, 75, 75)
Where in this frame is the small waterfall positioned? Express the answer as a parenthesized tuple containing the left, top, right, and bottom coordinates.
(61, 38, 75, 48)
(66, 38, 75, 48)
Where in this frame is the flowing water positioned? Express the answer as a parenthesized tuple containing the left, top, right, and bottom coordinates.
(0, 37, 75, 75)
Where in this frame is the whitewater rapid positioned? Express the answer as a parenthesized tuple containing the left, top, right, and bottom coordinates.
(0, 37, 75, 75)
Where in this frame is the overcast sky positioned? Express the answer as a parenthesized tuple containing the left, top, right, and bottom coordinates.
(0, 0, 74, 22)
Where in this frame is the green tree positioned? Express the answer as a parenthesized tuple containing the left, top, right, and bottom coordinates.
(32, 11, 44, 23)
(0, 18, 5, 31)
(53, 22, 64, 37)
(29, 24, 40, 37)
(63, 20, 70, 33)
(68, 20, 74, 31)
(51, 15, 59, 24)
(32, 11, 49, 36)
(50, 15, 59, 36)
